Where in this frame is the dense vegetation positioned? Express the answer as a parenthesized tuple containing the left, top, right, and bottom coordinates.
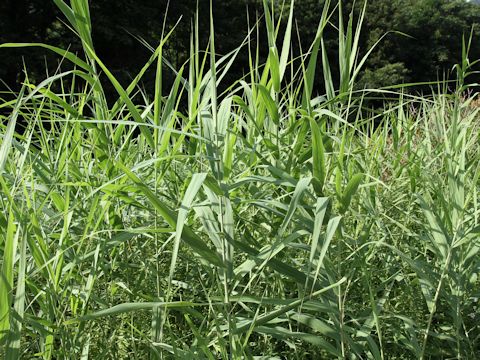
(1, 0, 480, 97)
(0, 0, 479, 359)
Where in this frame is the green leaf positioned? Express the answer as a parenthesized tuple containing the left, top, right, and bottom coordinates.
(418, 196, 450, 260)
(117, 162, 224, 268)
(0, 211, 18, 344)
(0, 43, 92, 72)
(269, 47, 281, 92)
(309, 118, 326, 195)
(257, 84, 279, 125)
(65, 301, 200, 324)
(170, 173, 208, 282)
(279, 0, 295, 82)
(255, 326, 341, 356)
(0, 87, 24, 173)
(234, 277, 346, 334)
(341, 173, 363, 213)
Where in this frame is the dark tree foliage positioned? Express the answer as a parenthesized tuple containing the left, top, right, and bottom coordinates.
(0, 0, 61, 87)
(0, 0, 479, 99)
(359, 0, 480, 88)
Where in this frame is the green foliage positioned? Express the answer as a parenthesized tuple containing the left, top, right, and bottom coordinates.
(0, 1, 479, 359)
(360, 0, 480, 85)
(356, 62, 409, 89)
(1, 0, 480, 98)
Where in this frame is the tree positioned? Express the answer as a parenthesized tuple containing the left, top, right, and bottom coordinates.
(359, 0, 480, 87)
(1, 0, 479, 100)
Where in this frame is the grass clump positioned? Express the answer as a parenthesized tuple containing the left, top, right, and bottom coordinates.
(0, 0, 479, 358)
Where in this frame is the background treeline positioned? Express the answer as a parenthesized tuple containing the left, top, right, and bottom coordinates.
(1, 0, 480, 100)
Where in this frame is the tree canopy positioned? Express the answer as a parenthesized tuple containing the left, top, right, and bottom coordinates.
(1, 0, 479, 98)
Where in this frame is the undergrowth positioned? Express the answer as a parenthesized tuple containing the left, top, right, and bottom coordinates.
(0, 0, 479, 359)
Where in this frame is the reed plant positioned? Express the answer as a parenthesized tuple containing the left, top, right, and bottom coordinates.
(0, 0, 479, 358)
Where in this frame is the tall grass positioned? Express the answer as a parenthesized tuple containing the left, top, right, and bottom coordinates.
(0, 0, 479, 358)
